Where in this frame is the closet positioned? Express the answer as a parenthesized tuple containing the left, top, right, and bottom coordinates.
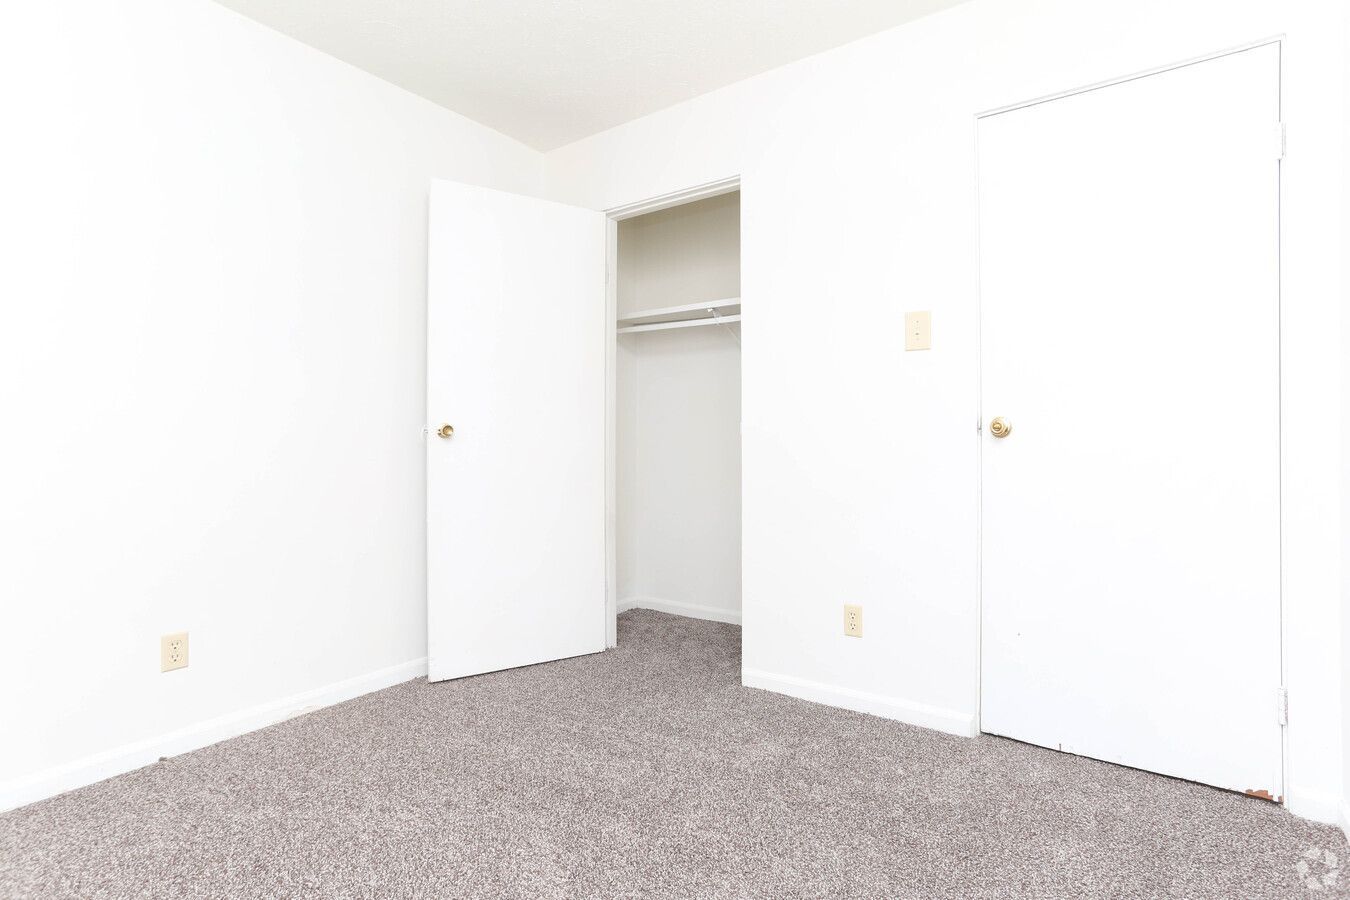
(425, 178, 739, 679)
(613, 191, 742, 626)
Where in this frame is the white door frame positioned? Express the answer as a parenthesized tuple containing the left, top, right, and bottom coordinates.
(600, 175, 742, 647)
(973, 37, 1285, 799)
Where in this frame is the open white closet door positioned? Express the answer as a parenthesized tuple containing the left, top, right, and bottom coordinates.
(427, 179, 606, 681)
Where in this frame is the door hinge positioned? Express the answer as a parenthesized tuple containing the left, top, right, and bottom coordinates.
(1276, 686, 1288, 726)
(1274, 122, 1285, 160)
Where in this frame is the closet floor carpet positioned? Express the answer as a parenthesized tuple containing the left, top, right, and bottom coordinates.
(2, 609, 1344, 899)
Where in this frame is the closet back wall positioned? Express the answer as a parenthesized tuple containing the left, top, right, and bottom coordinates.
(618, 194, 742, 623)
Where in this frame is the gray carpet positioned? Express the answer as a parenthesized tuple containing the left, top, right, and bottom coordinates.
(1, 610, 1344, 899)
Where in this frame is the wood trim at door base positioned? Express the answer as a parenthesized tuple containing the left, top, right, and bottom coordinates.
(1244, 788, 1282, 803)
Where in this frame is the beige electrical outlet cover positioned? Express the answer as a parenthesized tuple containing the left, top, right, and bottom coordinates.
(844, 604, 863, 638)
(905, 311, 931, 351)
(161, 632, 189, 672)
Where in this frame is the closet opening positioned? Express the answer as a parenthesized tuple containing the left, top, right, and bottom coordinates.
(604, 181, 742, 646)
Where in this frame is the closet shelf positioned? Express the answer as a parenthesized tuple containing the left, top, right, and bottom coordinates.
(616, 298, 741, 334)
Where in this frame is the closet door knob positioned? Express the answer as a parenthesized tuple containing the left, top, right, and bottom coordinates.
(437, 424, 455, 439)
(989, 417, 1011, 438)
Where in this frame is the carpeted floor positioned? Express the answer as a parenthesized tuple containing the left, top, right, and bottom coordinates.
(1, 610, 1344, 899)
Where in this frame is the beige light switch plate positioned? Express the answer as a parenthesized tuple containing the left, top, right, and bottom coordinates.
(905, 311, 931, 351)
(161, 632, 189, 672)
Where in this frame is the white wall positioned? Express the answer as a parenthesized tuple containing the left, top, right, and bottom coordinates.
(546, 0, 1348, 822)
(617, 195, 742, 622)
(0, 0, 542, 810)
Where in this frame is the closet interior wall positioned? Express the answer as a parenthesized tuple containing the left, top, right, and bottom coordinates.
(617, 192, 742, 623)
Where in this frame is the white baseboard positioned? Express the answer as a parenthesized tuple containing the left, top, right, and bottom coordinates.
(619, 596, 741, 625)
(0, 656, 427, 813)
(1340, 800, 1350, 844)
(742, 667, 977, 738)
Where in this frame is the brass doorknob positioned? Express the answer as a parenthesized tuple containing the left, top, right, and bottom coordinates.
(437, 424, 455, 439)
(989, 417, 1011, 438)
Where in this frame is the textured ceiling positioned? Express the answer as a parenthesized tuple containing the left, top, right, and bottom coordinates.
(213, 0, 966, 150)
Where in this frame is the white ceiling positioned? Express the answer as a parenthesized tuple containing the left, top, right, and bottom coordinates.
(214, 0, 966, 150)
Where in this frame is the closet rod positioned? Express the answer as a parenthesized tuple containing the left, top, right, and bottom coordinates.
(616, 315, 742, 335)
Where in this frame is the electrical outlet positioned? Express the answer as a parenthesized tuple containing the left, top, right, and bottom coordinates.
(160, 632, 189, 672)
(844, 604, 863, 638)
(904, 311, 931, 351)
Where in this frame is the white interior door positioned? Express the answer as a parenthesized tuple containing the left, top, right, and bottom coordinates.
(978, 45, 1282, 796)
(427, 180, 606, 681)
